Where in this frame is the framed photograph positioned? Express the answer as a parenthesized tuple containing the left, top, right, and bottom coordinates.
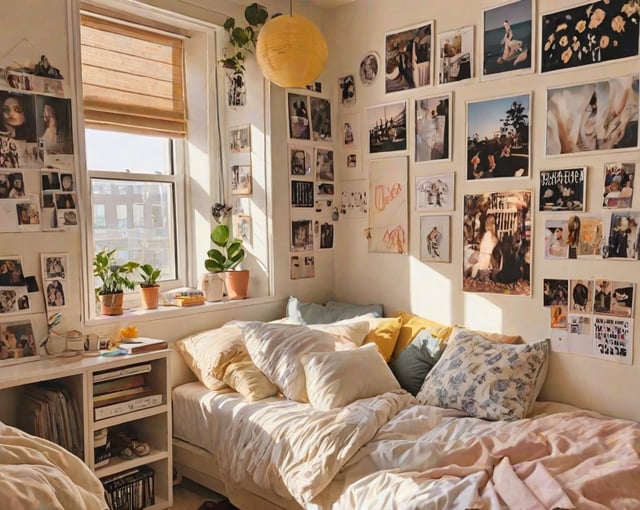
(44, 279, 66, 309)
(359, 51, 380, 86)
(415, 173, 454, 212)
(438, 26, 474, 85)
(594, 279, 635, 318)
(288, 145, 313, 177)
(573, 215, 603, 259)
(315, 181, 334, 199)
(539, 167, 586, 212)
(16, 201, 41, 229)
(230, 164, 252, 196)
(603, 161, 635, 209)
(319, 222, 334, 249)
(462, 190, 532, 295)
(368, 156, 408, 254)
(544, 219, 570, 259)
(0, 319, 39, 366)
(420, 215, 451, 262)
(415, 94, 451, 162)
(229, 125, 251, 153)
(466, 93, 530, 180)
(482, 0, 533, 80)
(603, 211, 640, 259)
(385, 21, 434, 93)
(290, 254, 315, 280)
(291, 180, 314, 208)
(291, 219, 313, 251)
(543, 278, 569, 307)
(315, 148, 334, 181)
(41, 253, 67, 280)
(310, 97, 332, 143)
(570, 279, 594, 313)
(0, 257, 26, 288)
(338, 74, 356, 106)
(0, 172, 26, 199)
(339, 112, 360, 149)
(233, 214, 251, 244)
(287, 92, 310, 140)
(540, 1, 640, 74)
(546, 75, 639, 156)
(366, 101, 408, 154)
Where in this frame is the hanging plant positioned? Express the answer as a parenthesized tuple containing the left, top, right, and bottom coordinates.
(219, 3, 270, 72)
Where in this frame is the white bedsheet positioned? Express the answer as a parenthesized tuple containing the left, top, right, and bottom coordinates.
(0, 421, 108, 510)
(172, 382, 640, 510)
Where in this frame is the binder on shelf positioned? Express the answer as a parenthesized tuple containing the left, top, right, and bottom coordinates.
(93, 363, 152, 383)
(94, 393, 163, 421)
(117, 337, 168, 355)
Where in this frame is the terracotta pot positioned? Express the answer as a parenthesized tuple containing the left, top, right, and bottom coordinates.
(140, 286, 160, 309)
(99, 293, 124, 315)
(224, 270, 249, 300)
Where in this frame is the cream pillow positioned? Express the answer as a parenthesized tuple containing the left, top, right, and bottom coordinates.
(309, 320, 370, 348)
(241, 322, 338, 402)
(223, 361, 279, 402)
(174, 325, 249, 390)
(301, 344, 401, 410)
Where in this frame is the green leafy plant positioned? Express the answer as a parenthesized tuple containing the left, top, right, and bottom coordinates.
(205, 224, 246, 272)
(138, 263, 162, 288)
(219, 3, 269, 72)
(93, 247, 140, 297)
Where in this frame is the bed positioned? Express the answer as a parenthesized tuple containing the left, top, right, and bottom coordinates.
(171, 305, 640, 510)
(0, 420, 108, 509)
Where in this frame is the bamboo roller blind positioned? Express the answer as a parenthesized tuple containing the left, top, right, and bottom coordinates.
(80, 14, 186, 138)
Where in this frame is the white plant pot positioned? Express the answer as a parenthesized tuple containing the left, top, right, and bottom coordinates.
(198, 273, 224, 302)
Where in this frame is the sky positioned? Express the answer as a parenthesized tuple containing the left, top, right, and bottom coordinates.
(467, 93, 530, 140)
(484, 0, 532, 32)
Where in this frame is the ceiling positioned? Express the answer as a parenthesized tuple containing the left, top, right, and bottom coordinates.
(306, 0, 355, 8)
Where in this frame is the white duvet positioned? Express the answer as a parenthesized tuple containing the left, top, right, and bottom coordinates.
(0, 422, 108, 510)
(182, 385, 640, 510)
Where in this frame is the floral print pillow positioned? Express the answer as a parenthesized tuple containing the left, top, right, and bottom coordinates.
(416, 331, 549, 421)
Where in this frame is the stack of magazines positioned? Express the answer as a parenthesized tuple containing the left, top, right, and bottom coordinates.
(18, 382, 83, 458)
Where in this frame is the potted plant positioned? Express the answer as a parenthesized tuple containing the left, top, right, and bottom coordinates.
(204, 223, 249, 300)
(138, 263, 162, 309)
(218, 3, 269, 73)
(93, 247, 139, 315)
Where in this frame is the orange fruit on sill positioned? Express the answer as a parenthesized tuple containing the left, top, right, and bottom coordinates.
(120, 326, 138, 339)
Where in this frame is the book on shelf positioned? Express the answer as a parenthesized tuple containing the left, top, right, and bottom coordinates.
(93, 363, 152, 383)
(118, 337, 168, 355)
(93, 386, 149, 407)
(94, 393, 163, 421)
(93, 374, 146, 396)
(102, 465, 155, 510)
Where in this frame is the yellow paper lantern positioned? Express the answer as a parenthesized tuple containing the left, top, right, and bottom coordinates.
(256, 14, 328, 88)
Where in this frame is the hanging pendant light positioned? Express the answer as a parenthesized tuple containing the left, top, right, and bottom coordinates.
(256, 1, 328, 88)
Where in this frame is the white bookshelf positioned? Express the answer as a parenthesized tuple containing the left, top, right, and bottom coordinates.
(0, 348, 172, 509)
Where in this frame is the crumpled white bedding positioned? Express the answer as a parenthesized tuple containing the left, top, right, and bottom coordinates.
(173, 383, 640, 510)
(0, 421, 108, 510)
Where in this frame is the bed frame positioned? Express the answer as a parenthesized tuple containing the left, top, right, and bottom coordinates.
(170, 350, 301, 510)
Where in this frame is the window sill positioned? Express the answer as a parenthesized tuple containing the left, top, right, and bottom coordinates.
(85, 295, 284, 327)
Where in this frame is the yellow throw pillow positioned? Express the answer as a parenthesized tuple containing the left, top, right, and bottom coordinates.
(394, 312, 453, 359)
(174, 325, 249, 391)
(223, 360, 279, 402)
(363, 317, 402, 361)
(453, 325, 521, 344)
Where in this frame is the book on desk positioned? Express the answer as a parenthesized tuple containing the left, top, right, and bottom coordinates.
(118, 337, 168, 355)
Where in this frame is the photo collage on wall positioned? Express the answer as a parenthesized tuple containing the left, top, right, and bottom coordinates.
(287, 91, 335, 279)
(228, 124, 253, 243)
(0, 54, 76, 233)
(545, 277, 635, 364)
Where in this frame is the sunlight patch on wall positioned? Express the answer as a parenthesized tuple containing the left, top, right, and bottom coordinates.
(463, 293, 504, 333)
(409, 257, 452, 323)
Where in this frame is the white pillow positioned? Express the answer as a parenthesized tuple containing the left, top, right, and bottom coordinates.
(301, 344, 401, 410)
(240, 321, 339, 402)
(308, 320, 370, 347)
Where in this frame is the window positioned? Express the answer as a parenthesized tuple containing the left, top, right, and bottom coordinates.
(80, 12, 187, 298)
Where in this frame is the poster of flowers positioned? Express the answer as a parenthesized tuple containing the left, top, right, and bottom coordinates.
(546, 75, 639, 155)
(540, 0, 639, 74)
(462, 190, 532, 295)
(466, 93, 530, 179)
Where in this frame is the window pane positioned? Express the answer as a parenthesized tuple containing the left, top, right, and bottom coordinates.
(91, 179, 176, 281)
(85, 129, 172, 175)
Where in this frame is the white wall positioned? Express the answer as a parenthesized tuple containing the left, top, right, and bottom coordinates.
(327, 0, 640, 420)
